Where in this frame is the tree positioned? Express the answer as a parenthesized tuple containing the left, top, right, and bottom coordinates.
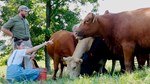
(0, 0, 80, 69)
(45, 0, 51, 73)
(1, 0, 98, 73)
(43, 0, 98, 73)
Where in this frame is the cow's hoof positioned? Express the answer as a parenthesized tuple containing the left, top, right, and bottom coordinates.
(120, 69, 125, 73)
(52, 77, 56, 80)
(103, 68, 108, 73)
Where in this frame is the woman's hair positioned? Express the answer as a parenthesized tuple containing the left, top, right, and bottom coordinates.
(14, 40, 23, 49)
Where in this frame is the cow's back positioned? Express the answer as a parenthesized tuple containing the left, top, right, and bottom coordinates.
(47, 30, 78, 59)
(101, 8, 150, 54)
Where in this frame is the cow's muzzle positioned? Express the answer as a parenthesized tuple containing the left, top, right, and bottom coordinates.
(74, 31, 85, 40)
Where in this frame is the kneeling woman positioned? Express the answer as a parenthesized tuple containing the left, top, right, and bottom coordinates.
(6, 40, 53, 82)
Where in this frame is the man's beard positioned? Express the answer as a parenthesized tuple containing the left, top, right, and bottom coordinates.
(21, 13, 26, 18)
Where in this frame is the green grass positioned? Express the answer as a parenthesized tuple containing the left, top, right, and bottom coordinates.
(0, 60, 150, 84)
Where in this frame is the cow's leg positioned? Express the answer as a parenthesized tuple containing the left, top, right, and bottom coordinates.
(147, 55, 150, 67)
(132, 57, 136, 70)
(122, 42, 135, 72)
(52, 55, 59, 80)
(110, 60, 116, 75)
(119, 57, 125, 73)
(98, 59, 107, 74)
(136, 54, 148, 69)
(59, 61, 65, 78)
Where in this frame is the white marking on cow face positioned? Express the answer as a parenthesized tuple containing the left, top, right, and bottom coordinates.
(63, 57, 83, 79)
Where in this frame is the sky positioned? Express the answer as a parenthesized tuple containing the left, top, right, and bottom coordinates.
(69, 0, 150, 19)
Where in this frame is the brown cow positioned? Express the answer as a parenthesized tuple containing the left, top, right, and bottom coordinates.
(75, 8, 150, 72)
(104, 10, 150, 69)
(46, 30, 78, 80)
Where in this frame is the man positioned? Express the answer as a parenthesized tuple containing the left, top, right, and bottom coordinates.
(1, 5, 36, 69)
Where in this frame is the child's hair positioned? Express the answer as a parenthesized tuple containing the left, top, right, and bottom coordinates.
(14, 40, 23, 49)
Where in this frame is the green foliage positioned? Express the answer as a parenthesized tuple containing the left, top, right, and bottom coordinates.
(91, 2, 99, 12)
(0, 55, 8, 66)
(0, 40, 4, 46)
(50, 6, 79, 32)
(80, 0, 98, 4)
(1, 0, 98, 62)
(0, 46, 11, 66)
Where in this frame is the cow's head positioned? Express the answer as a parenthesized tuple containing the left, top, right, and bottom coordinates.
(74, 13, 99, 39)
(72, 24, 81, 39)
(63, 57, 83, 79)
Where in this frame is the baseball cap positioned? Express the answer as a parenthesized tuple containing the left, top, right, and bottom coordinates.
(18, 5, 30, 12)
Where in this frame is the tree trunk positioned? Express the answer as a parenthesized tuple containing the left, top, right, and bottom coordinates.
(45, 0, 51, 73)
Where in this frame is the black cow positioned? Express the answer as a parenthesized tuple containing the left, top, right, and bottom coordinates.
(80, 37, 125, 75)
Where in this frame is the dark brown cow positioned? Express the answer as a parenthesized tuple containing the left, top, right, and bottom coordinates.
(46, 30, 78, 80)
(75, 8, 150, 72)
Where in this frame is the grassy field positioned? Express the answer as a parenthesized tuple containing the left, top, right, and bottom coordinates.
(0, 60, 150, 84)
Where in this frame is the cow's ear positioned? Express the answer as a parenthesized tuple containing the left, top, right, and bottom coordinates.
(75, 59, 83, 64)
(63, 56, 72, 62)
(92, 13, 97, 23)
(79, 59, 83, 64)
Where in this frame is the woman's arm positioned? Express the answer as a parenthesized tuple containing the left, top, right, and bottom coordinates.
(29, 52, 36, 59)
(26, 40, 53, 54)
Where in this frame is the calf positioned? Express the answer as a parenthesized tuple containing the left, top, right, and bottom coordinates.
(46, 30, 78, 80)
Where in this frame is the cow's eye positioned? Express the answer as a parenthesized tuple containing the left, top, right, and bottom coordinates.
(85, 20, 89, 24)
